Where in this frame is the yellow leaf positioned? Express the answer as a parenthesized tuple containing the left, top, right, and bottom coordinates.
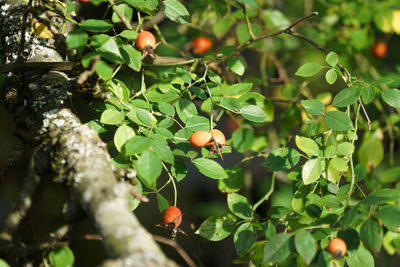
(392, 10, 400, 35)
(31, 22, 53, 39)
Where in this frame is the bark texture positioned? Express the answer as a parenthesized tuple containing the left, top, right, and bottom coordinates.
(0, 1, 177, 266)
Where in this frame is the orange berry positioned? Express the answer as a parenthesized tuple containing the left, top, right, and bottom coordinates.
(372, 40, 388, 58)
(189, 131, 212, 147)
(209, 129, 226, 146)
(191, 36, 212, 55)
(163, 206, 182, 227)
(328, 238, 347, 258)
(136, 31, 156, 51)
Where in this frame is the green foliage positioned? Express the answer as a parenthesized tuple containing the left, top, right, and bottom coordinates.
(49, 246, 74, 267)
(60, 0, 400, 265)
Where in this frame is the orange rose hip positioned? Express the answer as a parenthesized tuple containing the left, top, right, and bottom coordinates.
(163, 206, 182, 227)
(328, 238, 347, 258)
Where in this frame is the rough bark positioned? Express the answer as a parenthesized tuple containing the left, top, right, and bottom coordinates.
(0, 1, 178, 266)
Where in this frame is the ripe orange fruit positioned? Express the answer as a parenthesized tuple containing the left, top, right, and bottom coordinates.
(328, 238, 347, 258)
(80, 0, 90, 2)
(191, 36, 212, 55)
(189, 131, 212, 147)
(136, 31, 156, 51)
(372, 40, 388, 58)
(209, 129, 226, 146)
(163, 206, 182, 227)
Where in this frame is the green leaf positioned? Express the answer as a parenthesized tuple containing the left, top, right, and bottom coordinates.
(137, 150, 162, 185)
(326, 52, 339, 67)
(95, 60, 113, 81)
(66, 30, 88, 49)
(105, 79, 130, 102)
(236, 0, 259, 9)
(114, 124, 135, 152)
(119, 30, 138, 41)
(227, 57, 245, 76)
(325, 111, 354, 131)
(217, 166, 244, 193)
(184, 116, 210, 136)
(262, 233, 292, 264)
(0, 259, 10, 267)
(381, 89, 400, 108)
(360, 217, 382, 251)
(362, 86, 376, 104)
(376, 205, 400, 232)
(232, 128, 254, 153)
(176, 98, 197, 123)
(330, 157, 348, 172)
(136, 108, 156, 126)
(213, 17, 235, 37)
(49, 246, 74, 267)
(302, 158, 322, 185)
(227, 193, 252, 219)
(157, 193, 170, 213)
(90, 34, 110, 47)
(358, 139, 384, 169)
(100, 109, 124, 125)
(122, 136, 150, 156)
(380, 167, 400, 183)
(121, 44, 141, 71)
(195, 215, 236, 241)
(332, 87, 362, 108)
(294, 230, 316, 265)
(96, 37, 123, 63)
(226, 83, 252, 96)
(162, 0, 190, 24)
(295, 135, 320, 157)
(262, 147, 300, 171)
(234, 223, 255, 254)
(151, 139, 174, 164)
(325, 68, 337, 84)
(158, 102, 175, 117)
(112, 4, 133, 23)
(262, 9, 290, 30)
(295, 63, 321, 77)
(80, 19, 113, 32)
(336, 142, 354, 156)
(239, 105, 268, 122)
(145, 88, 179, 103)
(346, 245, 374, 267)
(301, 99, 325, 116)
(360, 189, 400, 205)
(125, 0, 158, 15)
(171, 160, 187, 182)
(193, 158, 228, 179)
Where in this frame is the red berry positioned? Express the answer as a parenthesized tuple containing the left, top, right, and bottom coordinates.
(136, 31, 156, 51)
(189, 131, 212, 147)
(372, 40, 388, 58)
(328, 238, 347, 258)
(163, 206, 182, 227)
(191, 36, 212, 55)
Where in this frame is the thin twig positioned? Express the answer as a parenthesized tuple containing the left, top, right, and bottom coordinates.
(152, 235, 197, 267)
(107, 0, 133, 30)
(241, 4, 255, 40)
(236, 12, 319, 51)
